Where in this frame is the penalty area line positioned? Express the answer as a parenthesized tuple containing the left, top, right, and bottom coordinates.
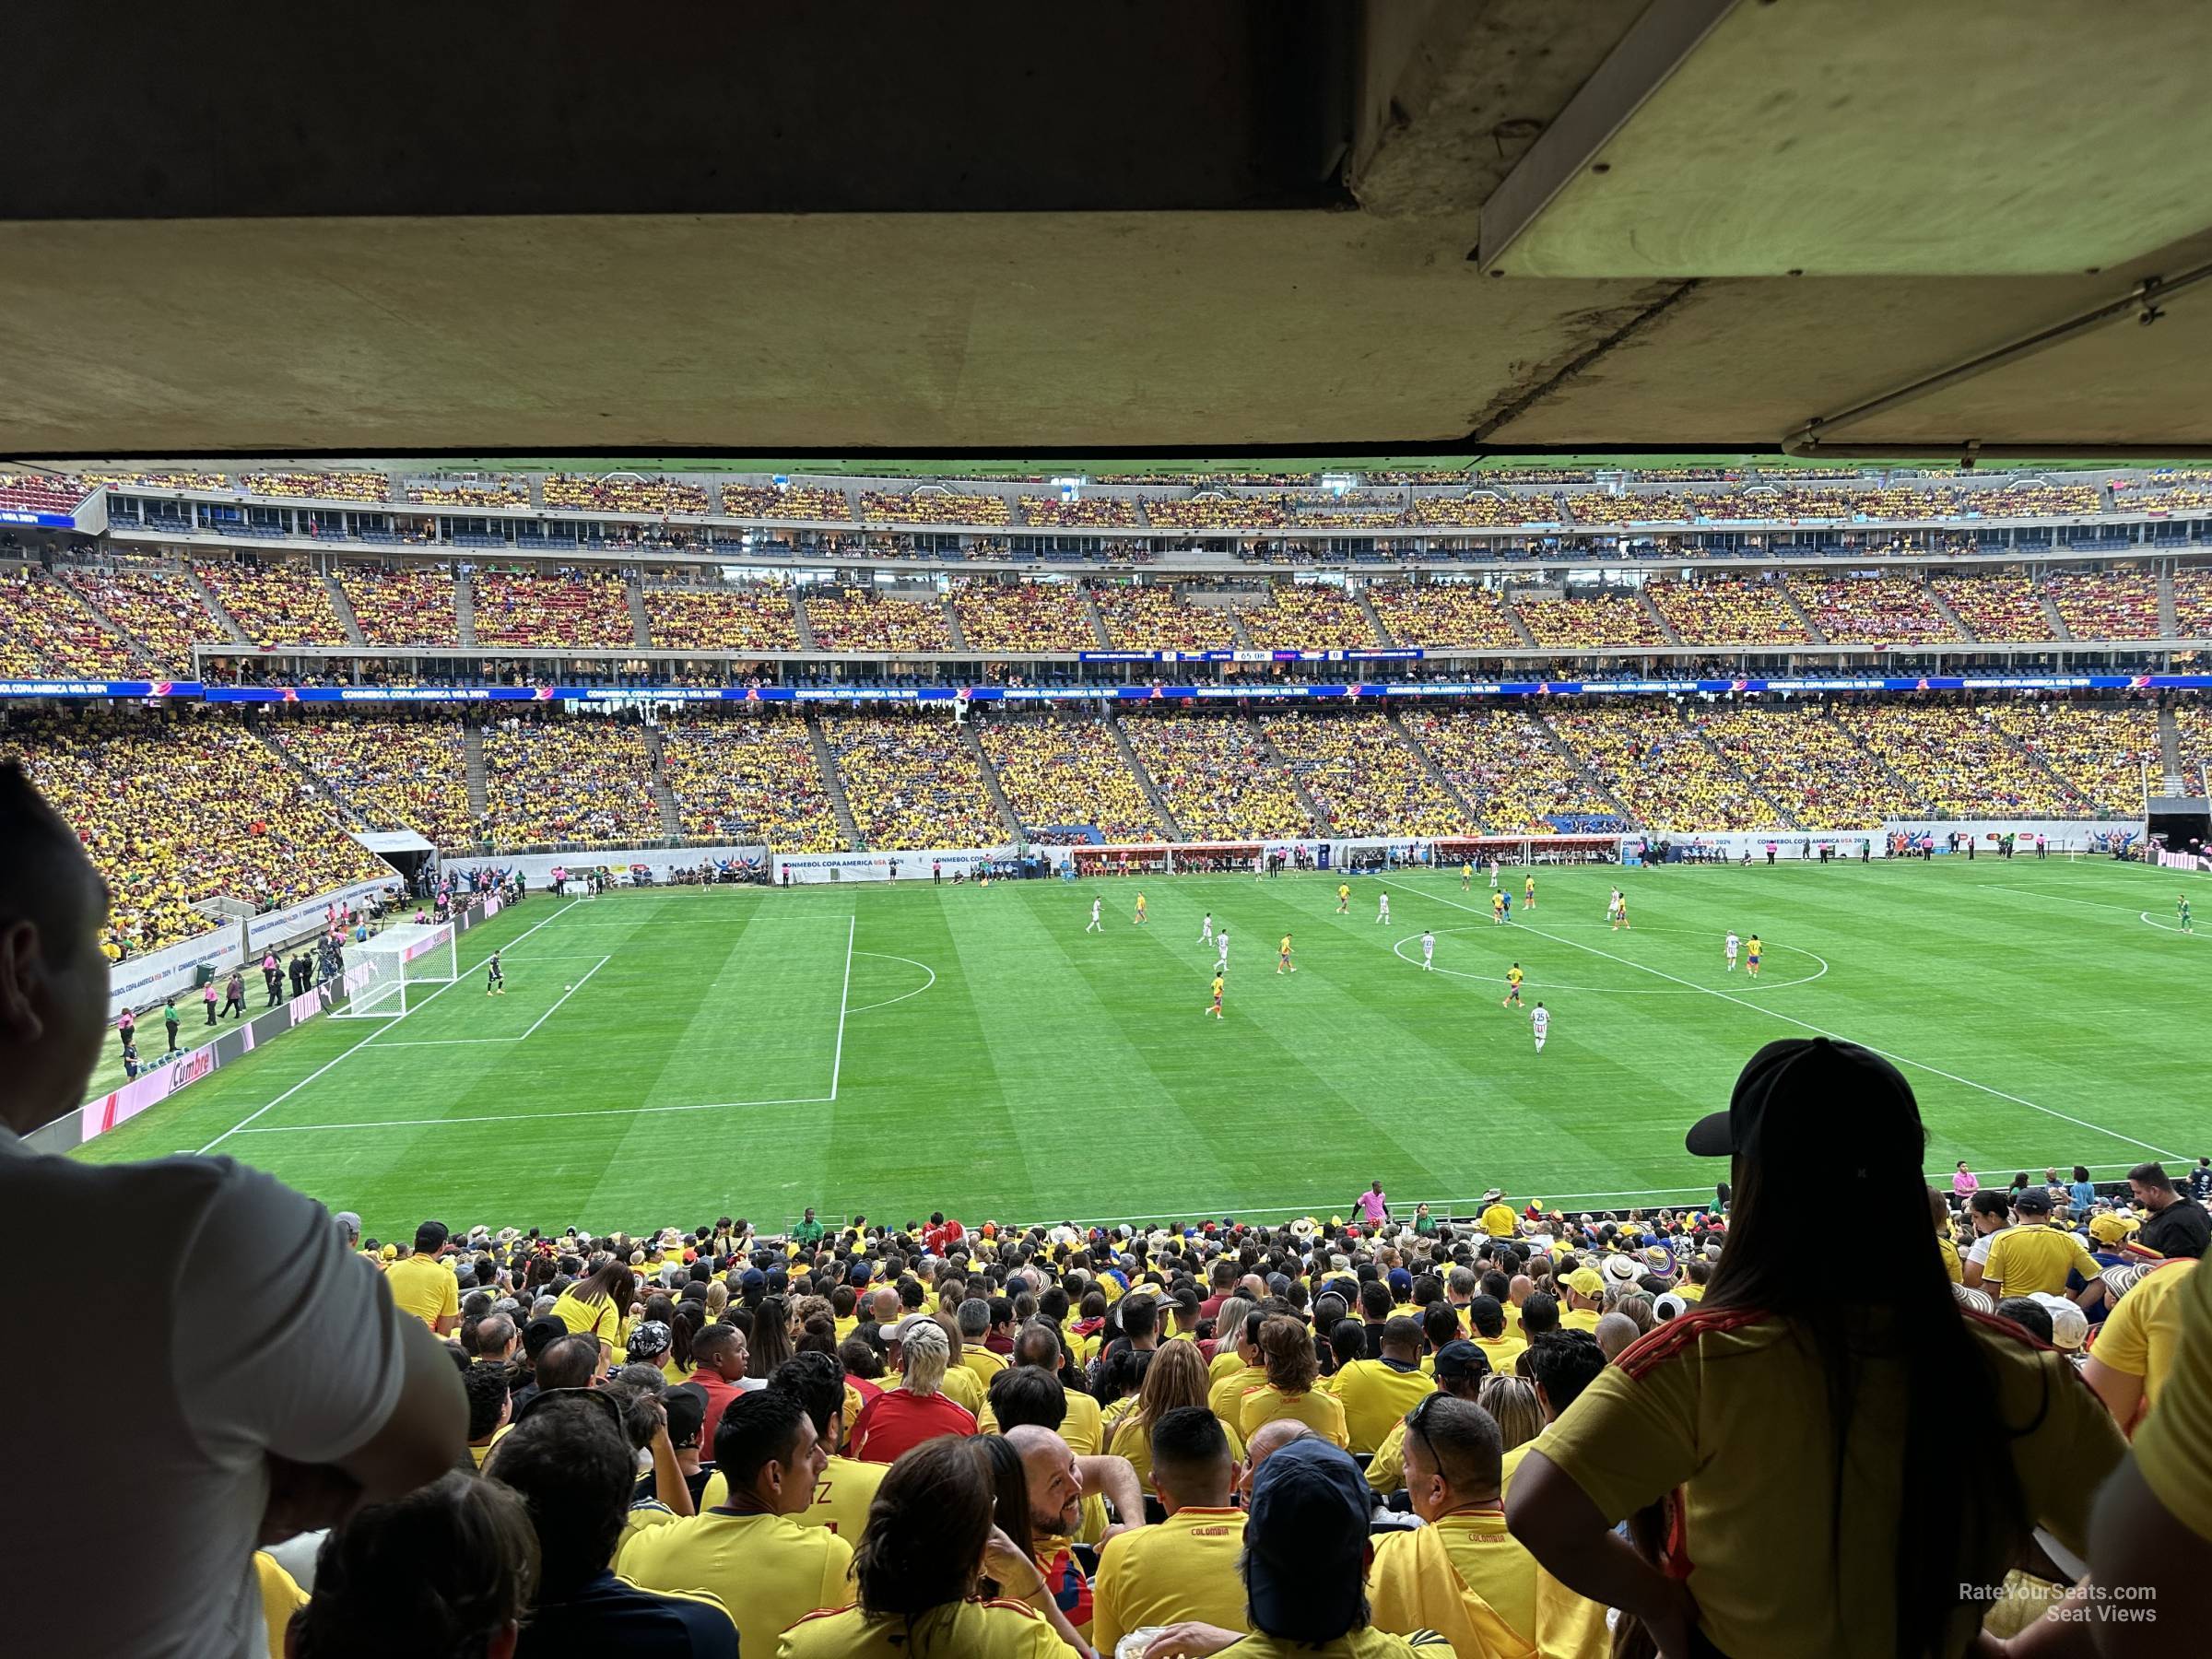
(230, 1094, 837, 1135)
(1379, 878, 2186, 1164)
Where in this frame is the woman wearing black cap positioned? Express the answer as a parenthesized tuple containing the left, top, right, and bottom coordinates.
(1506, 1037, 2128, 1659)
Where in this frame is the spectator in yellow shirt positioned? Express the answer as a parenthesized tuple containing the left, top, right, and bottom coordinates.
(2085, 1258, 2199, 1433)
(1367, 1339, 1489, 1496)
(1093, 1407, 1251, 1653)
(1329, 1317, 1437, 1454)
(385, 1219, 461, 1334)
(1478, 1188, 1518, 1240)
(1240, 1315, 1349, 1448)
(1979, 1188, 2096, 1298)
(958, 1298, 1009, 1383)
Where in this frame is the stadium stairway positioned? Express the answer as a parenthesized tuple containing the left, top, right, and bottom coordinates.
(804, 715, 864, 849)
(625, 575, 652, 650)
(944, 594, 969, 653)
(791, 589, 820, 651)
(62, 574, 161, 673)
(1500, 592, 1541, 650)
(454, 571, 477, 649)
(322, 572, 368, 645)
(641, 726, 683, 835)
(960, 724, 1024, 841)
(1387, 712, 1488, 830)
(1835, 708, 1929, 809)
(188, 570, 253, 645)
(1225, 606, 1259, 651)
(1924, 578, 1972, 643)
(1533, 710, 1637, 827)
(1106, 715, 1184, 839)
(1354, 586, 1393, 647)
(2159, 571, 2182, 638)
(1249, 717, 1328, 837)
(2158, 706, 2187, 792)
(257, 725, 363, 827)
(1638, 587, 1680, 646)
(463, 724, 488, 822)
(1779, 582, 1829, 645)
(1689, 719, 1798, 828)
(1078, 587, 1113, 649)
(2041, 582, 2074, 642)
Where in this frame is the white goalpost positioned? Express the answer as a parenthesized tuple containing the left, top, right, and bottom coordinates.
(335, 922, 461, 1019)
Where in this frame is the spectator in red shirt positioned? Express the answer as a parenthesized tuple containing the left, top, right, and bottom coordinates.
(924, 1211, 966, 1254)
(850, 1319, 975, 1463)
(689, 1324, 755, 1460)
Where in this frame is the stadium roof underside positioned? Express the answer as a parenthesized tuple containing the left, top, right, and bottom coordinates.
(6, 0, 2212, 463)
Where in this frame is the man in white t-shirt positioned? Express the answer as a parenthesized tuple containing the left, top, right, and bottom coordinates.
(0, 764, 466, 1658)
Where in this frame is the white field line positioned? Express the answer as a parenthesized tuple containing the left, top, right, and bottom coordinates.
(1379, 879, 2185, 1163)
(829, 912, 855, 1100)
(516, 955, 612, 1040)
(193, 900, 583, 1154)
(232, 1094, 835, 1135)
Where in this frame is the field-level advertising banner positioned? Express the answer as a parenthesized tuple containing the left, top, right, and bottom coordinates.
(771, 848, 1005, 884)
(1880, 818, 2142, 852)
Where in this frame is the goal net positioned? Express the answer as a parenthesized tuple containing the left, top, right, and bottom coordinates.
(335, 922, 460, 1019)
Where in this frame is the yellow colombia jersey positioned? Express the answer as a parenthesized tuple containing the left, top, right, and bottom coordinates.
(1507, 969, 1524, 986)
(2132, 1254, 2212, 1541)
(1747, 936, 1761, 954)
(780, 1598, 1074, 1659)
(1339, 885, 1350, 899)
(1212, 976, 1224, 998)
(619, 1510, 853, 1659)
(1092, 1509, 1252, 1653)
(701, 1453, 888, 1541)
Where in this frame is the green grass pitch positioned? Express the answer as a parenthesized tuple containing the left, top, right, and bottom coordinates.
(73, 859, 2210, 1243)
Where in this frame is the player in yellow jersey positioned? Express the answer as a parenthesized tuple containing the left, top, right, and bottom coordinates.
(1335, 883, 1350, 913)
(1277, 934, 1296, 973)
(1503, 962, 1524, 1009)
(1746, 933, 1762, 976)
(1206, 972, 1224, 1018)
(1461, 860, 1473, 891)
(1613, 895, 1630, 931)
(1134, 892, 1147, 925)
(1490, 890, 1505, 924)
(1524, 871, 1535, 910)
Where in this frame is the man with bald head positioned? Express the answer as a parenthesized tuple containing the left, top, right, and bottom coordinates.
(1005, 1424, 1109, 1645)
(0, 764, 465, 1655)
(1240, 1419, 1314, 1498)
(473, 1312, 519, 1368)
(1594, 1311, 1641, 1362)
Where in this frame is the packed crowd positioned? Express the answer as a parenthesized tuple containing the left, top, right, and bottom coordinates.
(644, 583, 804, 653)
(2047, 570, 2165, 641)
(860, 490, 1013, 526)
(1697, 706, 1900, 829)
(1932, 574, 2058, 642)
(1020, 495, 1140, 528)
(1830, 702, 2082, 818)
(197, 561, 355, 647)
(1403, 708, 1621, 833)
(1407, 490, 1562, 528)
(1786, 574, 1957, 644)
(1547, 706, 1782, 831)
(723, 483, 853, 521)
(954, 582, 1100, 653)
(481, 720, 665, 848)
(0, 472, 91, 512)
(404, 475, 532, 509)
(542, 475, 712, 516)
(818, 712, 1006, 849)
(1369, 582, 1525, 650)
(1647, 579, 1812, 646)
(802, 589, 954, 653)
(1981, 702, 2164, 816)
(1260, 713, 1467, 838)
(2176, 567, 2212, 638)
(61, 566, 220, 675)
(1120, 714, 1312, 841)
(0, 568, 141, 677)
(1240, 585, 1381, 652)
(271, 716, 477, 849)
(976, 718, 1168, 842)
(1147, 495, 1288, 531)
(338, 567, 463, 648)
(83, 468, 229, 490)
(3, 706, 388, 956)
(2178, 702, 2212, 793)
(471, 571, 639, 650)
(241, 471, 391, 502)
(1092, 585, 1241, 651)
(661, 715, 843, 851)
(1514, 592, 1666, 650)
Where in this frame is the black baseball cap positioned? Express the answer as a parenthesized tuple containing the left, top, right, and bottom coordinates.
(2013, 1187, 2053, 1214)
(1433, 1340, 1488, 1386)
(1687, 1037, 1923, 1175)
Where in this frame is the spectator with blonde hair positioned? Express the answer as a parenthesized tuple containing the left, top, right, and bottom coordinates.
(849, 1317, 975, 1462)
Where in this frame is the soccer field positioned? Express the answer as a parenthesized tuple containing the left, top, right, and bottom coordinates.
(73, 858, 2210, 1242)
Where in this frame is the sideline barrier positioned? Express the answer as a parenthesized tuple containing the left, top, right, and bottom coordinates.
(34, 886, 512, 1157)
(106, 877, 394, 1018)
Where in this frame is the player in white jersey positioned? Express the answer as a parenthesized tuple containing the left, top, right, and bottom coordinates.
(1531, 1003, 1549, 1052)
(1724, 930, 1739, 971)
(1217, 927, 1230, 969)
(1489, 860, 1500, 889)
(1420, 930, 1435, 970)
(1254, 853, 1266, 881)
(1199, 912, 1214, 944)
(1377, 892, 1391, 925)
(1607, 888, 1623, 924)
(1086, 898, 1102, 933)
